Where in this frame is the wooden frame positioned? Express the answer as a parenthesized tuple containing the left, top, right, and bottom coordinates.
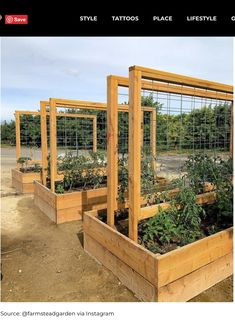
(12, 168, 42, 194)
(13, 108, 97, 193)
(40, 101, 98, 186)
(126, 66, 233, 242)
(83, 209, 233, 302)
(48, 98, 156, 193)
(34, 97, 158, 223)
(34, 181, 107, 224)
(107, 73, 234, 239)
(15, 110, 42, 167)
(107, 66, 233, 241)
(13, 110, 43, 193)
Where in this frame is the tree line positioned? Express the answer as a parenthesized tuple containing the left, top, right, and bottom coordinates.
(1, 98, 231, 153)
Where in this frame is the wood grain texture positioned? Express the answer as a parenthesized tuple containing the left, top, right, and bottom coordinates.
(34, 195, 56, 222)
(12, 169, 41, 193)
(49, 99, 57, 192)
(34, 181, 56, 208)
(107, 76, 118, 227)
(157, 252, 233, 302)
(107, 75, 233, 101)
(83, 211, 158, 286)
(128, 69, 142, 242)
(230, 102, 233, 158)
(15, 111, 21, 167)
(157, 227, 233, 287)
(139, 191, 217, 220)
(130, 66, 233, 93)
(40, 101, 48, 186)
(84, 233, 157, 301)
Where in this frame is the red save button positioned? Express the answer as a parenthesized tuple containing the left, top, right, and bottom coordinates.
(5, 15, 28, 24)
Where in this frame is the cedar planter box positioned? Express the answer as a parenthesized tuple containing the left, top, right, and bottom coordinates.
(34, 181, 108, 224)
(12, 168, 42, 194)
(33, 177, 168, 224)
(83, 209, 233, 302)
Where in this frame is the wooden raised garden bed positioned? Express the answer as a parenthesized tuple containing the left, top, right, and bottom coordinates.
(34, 181, 107, 224)
(83, 208, 233, 302)
(12, 168, 42, 194)
(34, 176, 168, 224)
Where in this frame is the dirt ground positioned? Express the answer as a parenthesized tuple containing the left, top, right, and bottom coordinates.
(1, 147, 233, 302)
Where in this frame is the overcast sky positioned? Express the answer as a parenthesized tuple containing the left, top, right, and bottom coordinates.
(1, 37, 233, 121)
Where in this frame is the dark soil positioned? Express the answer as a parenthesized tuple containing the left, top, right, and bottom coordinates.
(19, 167, 41, 173)
(97, 207, 232, 255)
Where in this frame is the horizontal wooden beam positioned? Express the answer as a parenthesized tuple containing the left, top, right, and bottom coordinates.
(158, 252, 233, 301)
(50, 98, 155, 112)
(15, 110, 40, 116)
(55, 112, 96, 119)
(139, 191, 217, 221)
(15, 110, 97, 119)
(109, 75, 233, 101)
(130, 66, 233, 94)
(157, 227, 233, 288)
(83, 211, 158, 286)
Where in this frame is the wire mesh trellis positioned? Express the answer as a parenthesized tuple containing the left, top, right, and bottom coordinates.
(41, 101, 104, 187)
(106, 68, 233, 242)
(127, 66, 233, 241)
(15, 111, 42, 168)
(48, 100, 109, 192)
(47, 98, 157, 194)
(141, 87, 231, 183)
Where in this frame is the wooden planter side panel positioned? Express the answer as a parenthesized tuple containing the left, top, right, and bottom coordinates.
(56, 187, 108, 224)
(84, 233, 157, 301)
(12, 176, 23, 193)
(83, 211, 233, 302)
(34, 182, 108, 224)
(157, 252, 233, 302)
(12, 169, 42, 194)
(34, 195, 56, 222)
(83, 212, 158, 286)
(56, 187, 107, 209)
(157, 227, 233, 287)
(34, 181, 57, 222)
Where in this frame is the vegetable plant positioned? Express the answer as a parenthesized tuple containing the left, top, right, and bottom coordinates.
(138, 153, 233, 254)
(54, 151, 107, 193)
(17, 157, 41, 173)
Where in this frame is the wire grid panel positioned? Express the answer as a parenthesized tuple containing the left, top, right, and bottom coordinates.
(141, 87, 232, 188)
(117, 86, 157, 203)
(18, 113, 42, 162)
(55, 107, 105, 157)
(126, 66, 233, 241)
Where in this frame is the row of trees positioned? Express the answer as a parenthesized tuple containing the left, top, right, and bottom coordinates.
(1, 99, 231, 152)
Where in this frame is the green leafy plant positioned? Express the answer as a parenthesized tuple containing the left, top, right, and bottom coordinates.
(183, 153, 233, 224)
(17, 157, 42, 173)
(173, 178, 206, 230)
(17, 157, 32, 169)
(117, 152, 163, 206)
(118, 154, 128, 204)
(183, 153, 232, 193)
(55, 183, 65, 194)
(138, 153, 232, 254)
(141, 208, 179, 244)
(55, 151, 106, 192)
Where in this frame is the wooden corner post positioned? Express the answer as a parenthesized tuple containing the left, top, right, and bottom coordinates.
(93, 116, 97, 153)
(128, 67, 142, 242)
(40, 101, 48, 185)
(15, 111, 21, 168)
(107, 76, 118, 227)
(151, 108, 157, 172)
(49, 99, 57, 193)
(230, 102, 233, 159)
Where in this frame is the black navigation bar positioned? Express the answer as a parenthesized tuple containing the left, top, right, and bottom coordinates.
(0, 1, 234, 36)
